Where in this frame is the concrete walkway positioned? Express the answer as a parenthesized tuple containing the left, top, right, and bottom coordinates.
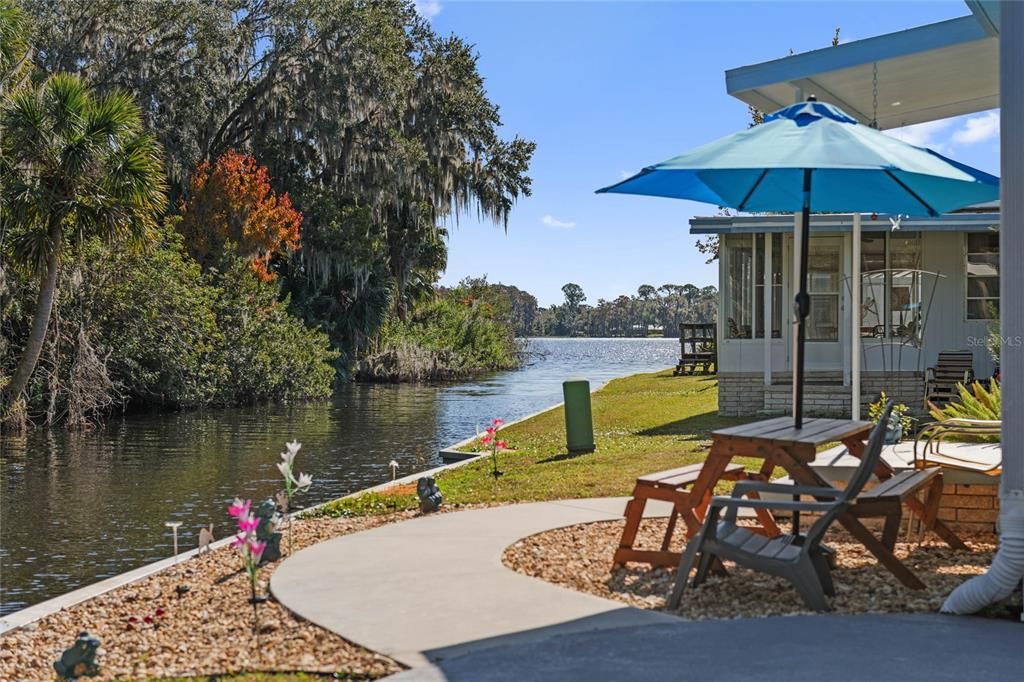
(271, 497, 676, 668)
(273, 497, 1022, 680)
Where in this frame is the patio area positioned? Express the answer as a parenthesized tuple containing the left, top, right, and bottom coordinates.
(268, 496, 1018, 681)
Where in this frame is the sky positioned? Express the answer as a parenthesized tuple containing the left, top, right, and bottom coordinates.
(421, 1, 1000, 307)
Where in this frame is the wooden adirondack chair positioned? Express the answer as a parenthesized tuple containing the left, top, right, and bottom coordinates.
(668, 402, 893, 612)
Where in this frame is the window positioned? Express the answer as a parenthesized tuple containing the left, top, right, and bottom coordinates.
(724, 235, 753, 338)
(859, 232, 922, 341)
(967, 232, 999, 320)
(724, 234, 784, 340)
(807, 239, 840, 341)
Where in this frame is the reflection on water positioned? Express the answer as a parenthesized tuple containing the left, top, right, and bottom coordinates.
(0, 337, 678, 614)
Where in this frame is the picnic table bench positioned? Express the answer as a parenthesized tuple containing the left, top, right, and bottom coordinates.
(618, 416, 967, 588)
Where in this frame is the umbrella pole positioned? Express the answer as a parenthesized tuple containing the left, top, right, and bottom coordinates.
(793, 169, 812, 428)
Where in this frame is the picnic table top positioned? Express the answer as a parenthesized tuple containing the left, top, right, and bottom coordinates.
(712, 416, 873, 448)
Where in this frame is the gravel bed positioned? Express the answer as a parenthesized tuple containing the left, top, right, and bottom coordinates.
(0, 513, 417, 681)
(504, 518, 1007, 619)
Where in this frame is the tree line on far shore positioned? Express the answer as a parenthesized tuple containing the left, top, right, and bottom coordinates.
(447, 279, 718, 339)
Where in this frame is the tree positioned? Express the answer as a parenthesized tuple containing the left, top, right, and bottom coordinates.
(562, 283, 586, 311)
(637, 284, 656, 335)
(178, 150, 302, 282)
(0, 0, 30, 94)
(25, 1, 536, 352)
(1, 73, 167, 414)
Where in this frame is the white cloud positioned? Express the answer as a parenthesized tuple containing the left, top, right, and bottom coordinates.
(415, 0, 442, 19)
(952, 111, 1000, 146)
(884, 119, 953, 150)
(542, 214, 576, 229)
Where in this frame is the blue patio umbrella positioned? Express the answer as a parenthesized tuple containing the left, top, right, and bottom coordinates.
(598, 98, 998, 427)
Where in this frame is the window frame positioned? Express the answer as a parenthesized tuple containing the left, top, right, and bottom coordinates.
(723, 233, 784, 341)
(965, 231, 1000, 321)
(859, 231, 923, 340)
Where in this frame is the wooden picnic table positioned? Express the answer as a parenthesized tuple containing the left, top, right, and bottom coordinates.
(703, 416, 936, 589)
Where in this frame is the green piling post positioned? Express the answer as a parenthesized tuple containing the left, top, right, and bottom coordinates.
(563, 378, 595, 454)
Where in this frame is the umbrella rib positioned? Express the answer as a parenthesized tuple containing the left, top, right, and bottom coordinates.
(883, 170, 939, 217)
(737, 169, 769, 211)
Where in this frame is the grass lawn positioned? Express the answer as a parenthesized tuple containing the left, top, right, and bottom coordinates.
(314, 371, 757, 517)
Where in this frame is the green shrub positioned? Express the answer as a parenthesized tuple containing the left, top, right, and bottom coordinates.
(91, 228, 226, 407)
(212, 258, 338, 403)
(357, 293, 521, 381)
(868, 391, 913, 434)
(929, 380, 1001, 422)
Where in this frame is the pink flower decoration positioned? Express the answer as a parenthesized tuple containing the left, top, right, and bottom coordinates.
(497, 440, 507, 450)
(228, 498, 252, 519)
(237, 514, 259, 533)
(249, 540, 267, 562)
(492, 418, 504, 427)
(485, 426, 496, 435)
(232, 533, 248, 549)
(481, 434, 493, 445)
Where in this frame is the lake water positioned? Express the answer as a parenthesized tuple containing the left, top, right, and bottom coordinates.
(0, 337, 679, 615)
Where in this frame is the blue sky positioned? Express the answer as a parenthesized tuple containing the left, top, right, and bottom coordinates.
(424, 1, 1000, 307)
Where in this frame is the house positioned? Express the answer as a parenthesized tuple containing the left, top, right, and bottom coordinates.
(699, 207, 1000, 416)
(703, 2, 1004, 418)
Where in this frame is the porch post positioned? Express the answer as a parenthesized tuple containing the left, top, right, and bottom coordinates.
(791, 212, 802, 416)
(764, 232, 772, 386)
(852, 212, 862, 419)
(998, 0, 1024, 535)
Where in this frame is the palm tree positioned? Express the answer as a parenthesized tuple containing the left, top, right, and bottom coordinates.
(0, 0, 29, 95)
(1, 73, 167, 414)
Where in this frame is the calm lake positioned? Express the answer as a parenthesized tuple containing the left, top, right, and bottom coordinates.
(0, 337, 679, 615)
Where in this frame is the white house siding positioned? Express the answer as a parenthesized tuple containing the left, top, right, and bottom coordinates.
(715, 229, 997, 416)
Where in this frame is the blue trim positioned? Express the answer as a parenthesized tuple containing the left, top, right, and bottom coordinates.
(726, 16, 988, 97)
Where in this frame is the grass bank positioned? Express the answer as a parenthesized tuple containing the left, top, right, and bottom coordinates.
(314, 370, 750, 517)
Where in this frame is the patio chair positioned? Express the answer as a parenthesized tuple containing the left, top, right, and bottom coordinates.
(668, 402, 893, 612)
(924, 350, 975, 407)
(913, 417, 1002, 474)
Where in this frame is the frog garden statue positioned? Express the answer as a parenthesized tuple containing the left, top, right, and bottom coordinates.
(417, 476, 443, 513)
(254, 498, 283, 564)
(53, 631, 101, 680)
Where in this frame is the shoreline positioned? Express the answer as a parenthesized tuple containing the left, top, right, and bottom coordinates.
(0, 389, 579, 635)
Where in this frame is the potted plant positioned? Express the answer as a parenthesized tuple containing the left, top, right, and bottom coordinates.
(868, 392, 913, 443)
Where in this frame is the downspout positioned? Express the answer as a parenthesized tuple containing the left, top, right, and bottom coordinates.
(942, 0, 1024, 615)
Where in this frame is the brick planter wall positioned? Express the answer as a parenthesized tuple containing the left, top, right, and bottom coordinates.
(938, 483, 1000, 534)
(717, 373, 765, 416)
(718, 371, 924, 417)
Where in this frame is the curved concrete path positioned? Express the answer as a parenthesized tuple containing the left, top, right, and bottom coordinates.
(271, 497, 676, 668)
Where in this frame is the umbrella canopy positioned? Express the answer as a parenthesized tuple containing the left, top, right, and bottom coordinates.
(598, 99, 999, 427)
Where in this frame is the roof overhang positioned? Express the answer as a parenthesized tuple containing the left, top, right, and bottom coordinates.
(690, 211, 1000, 235)
(966, 1, 1000, 36)
(726, 16, 998, 130)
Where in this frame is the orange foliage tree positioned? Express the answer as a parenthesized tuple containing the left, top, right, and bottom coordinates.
(178, 151, 301, 281)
